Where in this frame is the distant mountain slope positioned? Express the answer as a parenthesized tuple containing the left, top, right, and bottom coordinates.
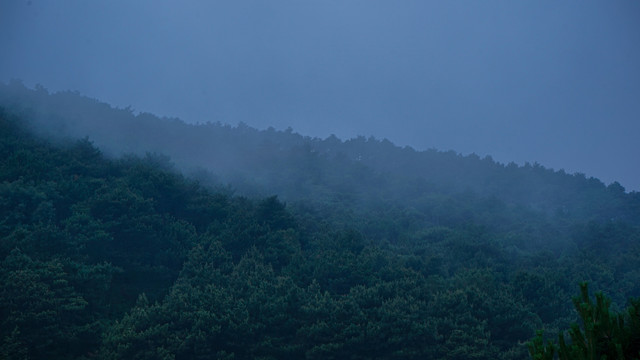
(1, 81, 638, 225)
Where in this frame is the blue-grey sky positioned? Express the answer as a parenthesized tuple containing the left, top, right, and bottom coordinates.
(1, 1, 639, 191)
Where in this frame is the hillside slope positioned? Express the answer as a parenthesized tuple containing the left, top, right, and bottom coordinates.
(1, 84, 640, 359)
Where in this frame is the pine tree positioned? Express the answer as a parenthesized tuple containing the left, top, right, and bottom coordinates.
(528, 283, 640, 360)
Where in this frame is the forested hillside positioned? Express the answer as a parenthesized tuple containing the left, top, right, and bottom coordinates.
(1, 83, 640, 359)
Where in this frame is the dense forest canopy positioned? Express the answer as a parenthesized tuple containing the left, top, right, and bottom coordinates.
(1, 83, 639, 359)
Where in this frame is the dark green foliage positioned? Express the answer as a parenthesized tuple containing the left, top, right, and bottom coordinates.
(528, 330, 556, 360)
(0, 249, 93, 359)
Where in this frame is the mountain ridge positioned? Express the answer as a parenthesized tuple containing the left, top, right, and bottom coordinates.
(1, 81, 638, 224)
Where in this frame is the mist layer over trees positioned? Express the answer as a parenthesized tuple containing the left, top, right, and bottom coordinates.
(1, 81, 637, 219)
(1, 83, 639, 359)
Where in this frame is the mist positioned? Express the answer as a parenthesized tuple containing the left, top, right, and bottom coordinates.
(1, 1, 639, 190)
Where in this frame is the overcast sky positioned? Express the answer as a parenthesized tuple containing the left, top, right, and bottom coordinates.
(1, 1, 639, 191)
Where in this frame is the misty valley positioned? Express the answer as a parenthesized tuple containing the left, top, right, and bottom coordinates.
(1, 82, 639, 359)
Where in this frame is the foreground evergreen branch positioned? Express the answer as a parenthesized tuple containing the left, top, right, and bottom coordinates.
(529, 283, 640, 360)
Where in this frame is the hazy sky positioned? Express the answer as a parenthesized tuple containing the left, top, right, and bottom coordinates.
(1, 1, 639, 191)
